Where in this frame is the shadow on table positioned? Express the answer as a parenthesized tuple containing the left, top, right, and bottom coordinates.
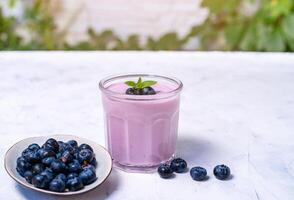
(16, 169, 120, 200)
(176, 134, 215, 164)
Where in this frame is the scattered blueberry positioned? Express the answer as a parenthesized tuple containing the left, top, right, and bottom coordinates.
(79, 168, 97, 185)
(190, 167, 207, 181)
(49, 179, 66, 192)
(32, 174, 49, 189)
(157, 164, 173, 178)
(213, 165, 231, 180)
(67, 177, 84, 191)
(170, 158, 187, 173)
(16, 139, 97, 192)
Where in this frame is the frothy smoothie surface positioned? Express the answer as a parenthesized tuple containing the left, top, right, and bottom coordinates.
(106, 82, 176, 94)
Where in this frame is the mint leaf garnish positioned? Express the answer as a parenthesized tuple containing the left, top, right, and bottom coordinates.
(125, 81, 136, 87)
(141, 80, 157, 88)
(124, 77, 157, 89)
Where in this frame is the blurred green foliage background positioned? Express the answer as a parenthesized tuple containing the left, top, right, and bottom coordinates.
(1, 0, 294, 51)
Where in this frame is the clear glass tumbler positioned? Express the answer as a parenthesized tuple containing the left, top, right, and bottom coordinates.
(99, 74, 183, 172)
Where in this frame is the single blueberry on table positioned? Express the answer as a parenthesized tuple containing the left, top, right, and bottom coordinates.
(77, 149, 94, 164)
(32, 163, 45, 174)
(213, 165, 231, 180)
(79, 168, 97, 185)
(55, 173, 67, 182)
(68, 159, 82, 173)
(190, 167, 207, 181)
(67, 177, 84, 191)
(49, 179, 66, 192)
(28, 143, 40, 151)
(78, 143, 93, 152)
(157, 164, 173, 179)
(32, 174, 49, 189)
(170, 158, 187, 173)
(50, 160, 67, 173)
(60, 150, 74, 163)
(24, 170, 34, 183)
(67, 173, 78, 180)
(42, 156, 55, 166)
(67, 140, 78, 148)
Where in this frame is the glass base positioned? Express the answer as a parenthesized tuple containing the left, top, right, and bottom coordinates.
(113, 155, 175, 173)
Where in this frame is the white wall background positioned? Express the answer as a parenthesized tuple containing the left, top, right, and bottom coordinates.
(1, 0, 208, 43)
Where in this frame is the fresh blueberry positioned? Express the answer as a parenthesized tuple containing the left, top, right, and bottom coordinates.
(90, 157, 97, 168)
(79, 169, 97, 185)
(37, 148, 55, 159)
(32, 163, 45, 174)
(50, 160, 67, 173)
(213, 165, 231, 180)
(142, 86, 156, 95)
(77, 149, 94, 164)
(56, 152, 62, 159)
(49, 178, 66, 192)
(82, 164, 95, 173)
(126, 88, 135, 95)
(67, 140, 78, 148)
(42, 156, 55, 166)
(66, 177, 84, 191)
(190, 167, 207, 181)
(16, 157, 31, 176)
(55, 173, 67, 182)
(68, 159, 82, 173)
(78, 144, 93, 152)
(21, 148, 31, 158)
(32, 174, 49, 189)
(157, 164, 173, 178)
(59, 143, 74, 154)
(23, 151, 41, 163)
(44, 138, 59, 153)
(170, 158, 187, 173)
(28, 143, 40, 151)
(40, 168, 55, 181)
(60, 150, 73, 163)
(24, 170, 34, 183)
(67, 173, 78, 180)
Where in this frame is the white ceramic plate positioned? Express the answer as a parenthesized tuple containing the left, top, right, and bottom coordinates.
(4, 135, 112, 195)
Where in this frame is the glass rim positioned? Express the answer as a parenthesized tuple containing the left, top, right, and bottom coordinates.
(99, 73, 183, 100)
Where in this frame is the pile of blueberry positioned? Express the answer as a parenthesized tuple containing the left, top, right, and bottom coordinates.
(158, 158, 231, 181)
(16, 138, 97, 192)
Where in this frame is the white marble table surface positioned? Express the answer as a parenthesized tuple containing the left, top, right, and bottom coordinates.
(0, 52, 293, 200)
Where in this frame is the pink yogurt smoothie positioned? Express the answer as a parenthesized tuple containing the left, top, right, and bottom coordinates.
(100, 77, 181, 171)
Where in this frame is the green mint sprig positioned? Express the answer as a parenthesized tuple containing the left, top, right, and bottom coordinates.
(125, 77, 157, 89)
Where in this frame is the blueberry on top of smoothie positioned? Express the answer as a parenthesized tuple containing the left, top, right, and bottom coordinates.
(125, 77, 157, 95)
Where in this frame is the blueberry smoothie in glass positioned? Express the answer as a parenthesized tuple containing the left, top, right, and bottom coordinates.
(99, 74, 182, 172)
